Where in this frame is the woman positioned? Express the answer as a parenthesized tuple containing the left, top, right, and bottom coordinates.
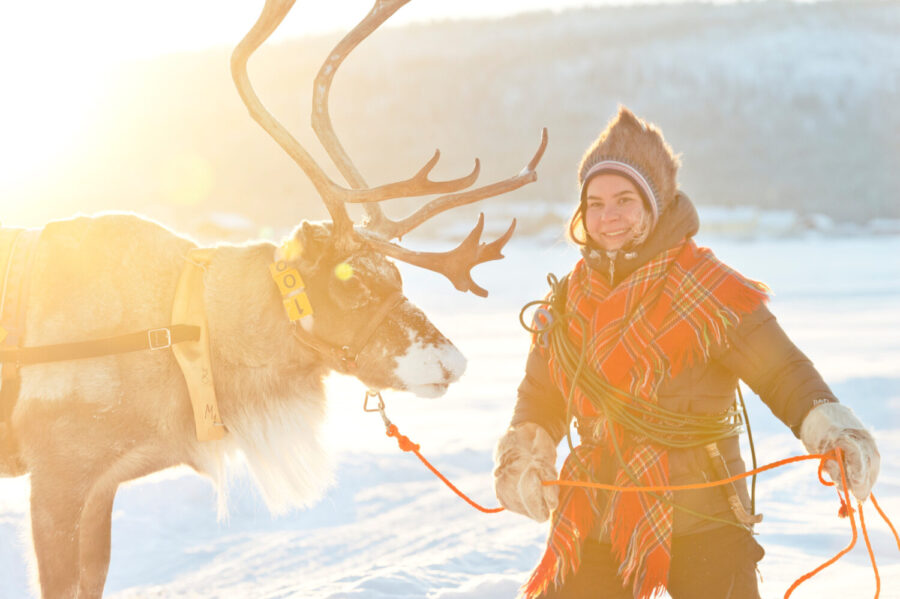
(493, 107, 880, 599)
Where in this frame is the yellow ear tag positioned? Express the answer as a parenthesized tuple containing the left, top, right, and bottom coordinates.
(0, 325, 7, 343)
(269, 261, 314, 321)
(283, 293, 314, 321)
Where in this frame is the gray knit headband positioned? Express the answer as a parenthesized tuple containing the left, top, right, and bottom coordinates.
(580, 160, 659, 226)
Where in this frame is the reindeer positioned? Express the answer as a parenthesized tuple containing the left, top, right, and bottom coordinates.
(0, 1, 546, 597)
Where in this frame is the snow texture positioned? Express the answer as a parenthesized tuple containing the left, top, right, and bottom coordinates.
(1, 234, 899, 599)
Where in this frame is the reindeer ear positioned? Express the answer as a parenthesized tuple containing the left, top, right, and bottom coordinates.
(277, 222, 331, 271)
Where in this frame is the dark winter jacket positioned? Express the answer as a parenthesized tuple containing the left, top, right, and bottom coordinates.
(511, 193, 837, 537)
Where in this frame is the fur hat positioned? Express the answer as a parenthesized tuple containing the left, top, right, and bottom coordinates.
(577, 106, 680, 227)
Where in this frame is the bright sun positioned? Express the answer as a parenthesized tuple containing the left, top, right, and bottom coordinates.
(0, 1, 329, 225)
(0, 55, 110, 190)
(0, 4, 122, 225)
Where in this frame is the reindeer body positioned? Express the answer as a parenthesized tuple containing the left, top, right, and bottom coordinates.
(5, 212, 468, 597)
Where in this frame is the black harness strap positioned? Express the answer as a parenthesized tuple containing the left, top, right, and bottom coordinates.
(0, 324, 201, 366)
(291, 291, 404, 373)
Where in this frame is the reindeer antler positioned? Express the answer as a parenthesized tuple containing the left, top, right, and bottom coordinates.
(358, 129, 547, 240)
(234, 0, 547, 295)
(362, 214, 518, 298)
(232, 0, 359, 248)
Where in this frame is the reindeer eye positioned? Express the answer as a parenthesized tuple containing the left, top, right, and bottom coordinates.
(328, 264, 373, 310)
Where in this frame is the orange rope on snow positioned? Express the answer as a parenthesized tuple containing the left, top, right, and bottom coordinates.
(783, 450, 861, 598)
(386, 423, 504, 514)
(872, 494, 900, 551)
(858, 502, 880, 599)
(371, 397, 897, 598)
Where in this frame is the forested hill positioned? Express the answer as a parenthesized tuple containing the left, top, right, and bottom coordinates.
(11, 1, 898, 236)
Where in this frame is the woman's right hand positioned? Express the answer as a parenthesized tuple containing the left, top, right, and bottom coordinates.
(493, 422, 559, 522)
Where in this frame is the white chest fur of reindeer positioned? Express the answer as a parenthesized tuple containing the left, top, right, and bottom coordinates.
(190, 219, 469, 515)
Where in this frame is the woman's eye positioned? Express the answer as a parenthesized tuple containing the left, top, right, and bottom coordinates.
(618, 196, 633, 205)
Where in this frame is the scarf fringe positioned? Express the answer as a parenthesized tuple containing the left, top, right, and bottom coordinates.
(520, 454, 599, 599)
(633, 548, 671, 599)
(520, 547, 561, 598)
(649, 273, 768, 389)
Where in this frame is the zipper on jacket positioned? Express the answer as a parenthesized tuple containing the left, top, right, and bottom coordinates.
(605, 250, 617, 284)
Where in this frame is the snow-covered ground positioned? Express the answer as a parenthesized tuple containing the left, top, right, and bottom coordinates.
(1, 233, 898, 598)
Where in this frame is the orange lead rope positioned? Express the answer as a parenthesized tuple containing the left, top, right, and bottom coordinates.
(366, 392, 899, 596)
(784, 450, 862, 598)
(365, 390, 503, 514)
(386, 423, 504, 514)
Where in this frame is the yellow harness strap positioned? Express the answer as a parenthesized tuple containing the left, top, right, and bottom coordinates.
(172, 248, 226, 441)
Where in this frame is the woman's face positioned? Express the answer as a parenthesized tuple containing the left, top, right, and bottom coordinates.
(584, 173, 649, 251)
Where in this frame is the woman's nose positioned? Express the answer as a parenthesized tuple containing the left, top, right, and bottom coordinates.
(599, 207, 620, 222)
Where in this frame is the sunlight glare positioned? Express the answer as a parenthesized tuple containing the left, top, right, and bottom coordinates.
(160, 151, 215, 208)
(0, 48, 111, 192)
(334, 262, 354, 281)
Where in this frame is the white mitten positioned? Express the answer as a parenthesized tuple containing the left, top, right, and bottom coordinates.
(800, 403, 880, 502)
(493, 422, 559, 522)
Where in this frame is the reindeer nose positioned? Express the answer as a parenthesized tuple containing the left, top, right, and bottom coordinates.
(440, 343, 467, 383)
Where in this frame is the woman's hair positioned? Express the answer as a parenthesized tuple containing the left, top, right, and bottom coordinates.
(567, 202, 589, 247)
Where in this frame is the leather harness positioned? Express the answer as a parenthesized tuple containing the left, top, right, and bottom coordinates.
(0, 230, 220, 441)
(0, 228, 403, 444)
(290, 291, 404, 373)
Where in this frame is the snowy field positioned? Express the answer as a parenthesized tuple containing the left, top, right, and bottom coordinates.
(0, 233, 898, 599)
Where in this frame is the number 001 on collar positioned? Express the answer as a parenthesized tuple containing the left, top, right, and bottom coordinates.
(269, 261, 314, 322)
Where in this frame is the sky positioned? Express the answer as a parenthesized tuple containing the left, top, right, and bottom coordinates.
(0, 0, 809, 204)
(0, 1, 702, 62)
(0, 0, 620, 196)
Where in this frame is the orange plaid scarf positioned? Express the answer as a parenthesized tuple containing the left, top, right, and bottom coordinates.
(523, 239, 768, 599)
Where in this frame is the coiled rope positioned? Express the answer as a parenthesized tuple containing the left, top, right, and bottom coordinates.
(520, 273, 748, 529)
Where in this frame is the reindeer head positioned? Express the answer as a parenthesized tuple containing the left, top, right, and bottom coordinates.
(270, 221, 462, 397)
(233, 0, 546, 397)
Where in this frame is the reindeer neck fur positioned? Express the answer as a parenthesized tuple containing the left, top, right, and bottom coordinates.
(12, 215, 335, 516)
(191, 240, 337, 516)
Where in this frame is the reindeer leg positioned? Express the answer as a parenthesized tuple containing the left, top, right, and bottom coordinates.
(29, 466, 88, 599)
(21, 398, 174, 599)
(75, 483, 116, 599)
(75, 445, 168, 599)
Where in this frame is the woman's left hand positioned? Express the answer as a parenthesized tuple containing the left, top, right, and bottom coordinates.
(493, 423, 559, 521)
(800, 402, 881, 502)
